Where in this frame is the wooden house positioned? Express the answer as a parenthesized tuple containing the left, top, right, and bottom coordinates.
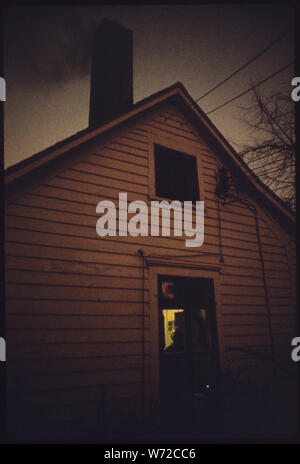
(4, 19, 296, 440)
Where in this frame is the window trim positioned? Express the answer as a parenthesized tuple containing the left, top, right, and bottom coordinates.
(148, 133, 206, 204)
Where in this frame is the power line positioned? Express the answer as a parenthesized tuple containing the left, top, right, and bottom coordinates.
(206, 61, 293, 115)
(163, 32, 290, 124)
(196, 32, 288, 102)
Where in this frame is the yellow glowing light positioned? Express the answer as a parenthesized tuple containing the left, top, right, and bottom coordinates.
(162, 309, 184, 350)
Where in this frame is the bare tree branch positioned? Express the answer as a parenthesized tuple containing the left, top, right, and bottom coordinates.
(236, 84, 295, 210)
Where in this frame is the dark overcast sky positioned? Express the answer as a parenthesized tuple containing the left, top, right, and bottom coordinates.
(4, 4, 294, 168)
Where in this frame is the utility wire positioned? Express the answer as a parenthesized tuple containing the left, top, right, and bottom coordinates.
(196, 32, 288, 102)
(164, 60, 292, 126)
(163, 31, 290, 124)
(206, 62, 293, 115)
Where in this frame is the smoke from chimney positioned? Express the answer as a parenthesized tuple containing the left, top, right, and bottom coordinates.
(89, 18, 133, 129)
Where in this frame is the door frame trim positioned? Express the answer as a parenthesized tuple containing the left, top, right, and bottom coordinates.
(148, 261, 225, 407)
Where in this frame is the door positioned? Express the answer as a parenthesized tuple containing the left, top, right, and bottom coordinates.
(158, 275, 220, 421)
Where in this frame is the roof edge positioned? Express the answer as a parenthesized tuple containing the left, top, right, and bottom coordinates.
(5, 81, 295, 229)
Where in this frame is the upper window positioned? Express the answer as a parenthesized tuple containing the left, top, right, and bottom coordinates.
(154, 144, 200, 202)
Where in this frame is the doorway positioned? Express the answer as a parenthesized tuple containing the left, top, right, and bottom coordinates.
(158, 275, 220, 421)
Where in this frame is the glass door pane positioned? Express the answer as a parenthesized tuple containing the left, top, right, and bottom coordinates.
(162, 309, 185, 353)
(190, 308, 212, 353)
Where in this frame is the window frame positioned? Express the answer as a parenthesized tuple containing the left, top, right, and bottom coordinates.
(148, 133, 206, 204)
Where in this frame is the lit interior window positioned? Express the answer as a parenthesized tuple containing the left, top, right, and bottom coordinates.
(162, 309, 184, 352)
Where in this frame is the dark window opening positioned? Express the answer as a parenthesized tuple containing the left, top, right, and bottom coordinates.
(154, 144, 200, 202)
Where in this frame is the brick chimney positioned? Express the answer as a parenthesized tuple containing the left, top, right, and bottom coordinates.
(89, 18, 133, 129)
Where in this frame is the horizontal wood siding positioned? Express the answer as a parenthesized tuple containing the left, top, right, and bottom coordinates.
(5, 103, 296, 436)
